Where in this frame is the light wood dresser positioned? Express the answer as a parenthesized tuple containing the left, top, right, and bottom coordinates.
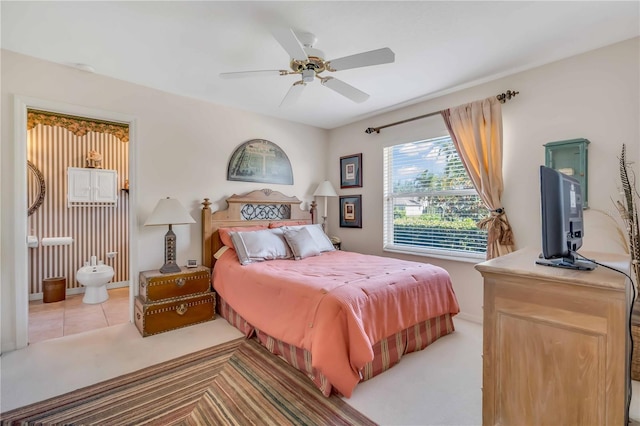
(475, 248, 631, 425)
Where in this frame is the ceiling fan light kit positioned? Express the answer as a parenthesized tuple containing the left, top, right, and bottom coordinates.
(221, 28, 395, 106)
(301, 69, 315, 83)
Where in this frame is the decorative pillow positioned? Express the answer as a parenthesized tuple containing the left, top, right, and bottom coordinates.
(230, 228, 293, 265)
(213, 246, 229, 260)
(268, 220, 309, 229)
(283, 227, 321, 260)
(282, 224, 335, 252)
(218, 225, 268, 249)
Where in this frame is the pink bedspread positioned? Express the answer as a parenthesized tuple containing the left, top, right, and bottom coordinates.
(213, 249, 459, 397)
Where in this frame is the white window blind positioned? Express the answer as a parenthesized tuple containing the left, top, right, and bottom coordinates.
(383, 135, 487, 258)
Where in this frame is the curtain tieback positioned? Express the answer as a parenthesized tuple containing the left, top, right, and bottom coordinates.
(478, 208, 514, 246)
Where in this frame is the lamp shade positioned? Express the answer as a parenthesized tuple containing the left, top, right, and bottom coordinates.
(144, 197, 195, 226)
(313, 180, 338, 197)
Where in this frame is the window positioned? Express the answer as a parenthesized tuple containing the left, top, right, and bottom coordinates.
(383, 135, 487, 260)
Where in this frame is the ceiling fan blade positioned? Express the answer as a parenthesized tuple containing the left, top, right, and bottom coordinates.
(327, 47, 395, 71)
(321, 77, 369, 103)
(220, 70, 284, 79)
(280, 81, 306, 107)
(271, 28, 308, 61)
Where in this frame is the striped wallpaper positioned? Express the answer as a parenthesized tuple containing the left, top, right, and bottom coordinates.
(27, 122, 129, 296)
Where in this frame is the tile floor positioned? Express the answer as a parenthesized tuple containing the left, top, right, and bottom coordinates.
(28, 287, 130, 344)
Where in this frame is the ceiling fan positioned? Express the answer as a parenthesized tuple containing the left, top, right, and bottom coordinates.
(220, 28, 395, 107)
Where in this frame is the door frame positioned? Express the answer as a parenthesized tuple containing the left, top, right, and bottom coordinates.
(13, 95, 138, 349)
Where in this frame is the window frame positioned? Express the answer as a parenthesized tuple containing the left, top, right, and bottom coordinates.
(383, 136, 487, 262)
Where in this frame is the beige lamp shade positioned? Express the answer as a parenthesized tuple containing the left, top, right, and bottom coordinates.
(144, 197, 195, 226)
(313, 180, 338, 197)
(313, 180, 338, 226)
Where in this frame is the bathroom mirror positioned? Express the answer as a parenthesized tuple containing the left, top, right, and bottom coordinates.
(27, 161, 46, 216)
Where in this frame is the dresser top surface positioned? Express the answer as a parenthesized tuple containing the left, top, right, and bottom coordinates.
(475, 247, 630, 291)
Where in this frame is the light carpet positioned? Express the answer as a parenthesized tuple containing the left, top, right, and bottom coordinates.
(1, 318, 486, 425)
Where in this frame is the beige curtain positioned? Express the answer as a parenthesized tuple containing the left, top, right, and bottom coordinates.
(441, 97, 515, 259)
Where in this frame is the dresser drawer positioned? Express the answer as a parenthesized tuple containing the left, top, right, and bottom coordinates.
(139, 266, 210, 302)
(134, 292, 215, 337)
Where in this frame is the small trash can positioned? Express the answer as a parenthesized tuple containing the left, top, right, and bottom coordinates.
(43, 277, 66, 303)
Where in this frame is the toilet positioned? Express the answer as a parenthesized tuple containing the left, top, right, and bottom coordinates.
(76, 256, 114, 304)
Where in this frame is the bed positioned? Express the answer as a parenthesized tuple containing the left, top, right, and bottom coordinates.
(201, 189, 460, 397)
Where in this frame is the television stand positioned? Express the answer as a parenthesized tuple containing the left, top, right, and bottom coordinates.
(476, 248, 630, 425)
(535, 256, 596, 271)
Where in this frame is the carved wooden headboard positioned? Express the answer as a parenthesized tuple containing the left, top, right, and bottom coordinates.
(201, 189, 315, 268)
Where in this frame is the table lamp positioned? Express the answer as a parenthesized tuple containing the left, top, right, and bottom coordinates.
(144, 197, 195, 273)
(313, 180, 338, 233)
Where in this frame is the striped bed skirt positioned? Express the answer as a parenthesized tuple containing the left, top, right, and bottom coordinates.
(217, 295, 455, 397)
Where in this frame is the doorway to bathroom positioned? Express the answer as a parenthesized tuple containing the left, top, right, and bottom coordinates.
(26, 110, 131, 343)
(14, 96, 138, 349)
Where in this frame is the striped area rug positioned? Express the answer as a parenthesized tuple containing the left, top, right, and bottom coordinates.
(0, 338, 243, 425)
(1, 338, 376, 425)
(178, 338, 376, 426)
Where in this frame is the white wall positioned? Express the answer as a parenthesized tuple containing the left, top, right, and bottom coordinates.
(2, 38, 638, 351)
(1, 50, 328, 352)
(327, 37, 640, 323)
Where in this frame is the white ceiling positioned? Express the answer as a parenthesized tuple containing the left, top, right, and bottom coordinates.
(2, 1, 638, 129)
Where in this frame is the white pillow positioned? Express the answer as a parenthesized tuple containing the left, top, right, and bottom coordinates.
(230, 228, 293, 265)
(283, 227, 321, 260)
(282, 224, 335, 252)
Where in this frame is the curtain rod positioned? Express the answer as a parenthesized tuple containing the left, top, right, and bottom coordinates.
(364, 90, 519, 134)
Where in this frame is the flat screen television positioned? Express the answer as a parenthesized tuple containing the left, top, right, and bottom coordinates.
(536, 165, 595, 271)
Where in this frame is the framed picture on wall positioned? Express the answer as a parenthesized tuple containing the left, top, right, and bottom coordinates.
(227, 139, 294, 185)
(339, 195, 362, 228)
(340, 153, 362, 188)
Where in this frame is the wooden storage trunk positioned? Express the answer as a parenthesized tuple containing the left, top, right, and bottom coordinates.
(134, 292, 215, 337)
(139, 266, 210, 302)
